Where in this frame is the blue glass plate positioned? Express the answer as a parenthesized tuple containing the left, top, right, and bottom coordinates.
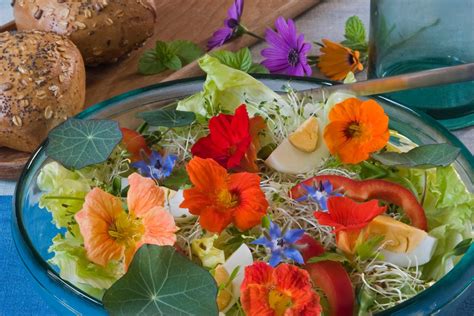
(12, 76, 474, 315)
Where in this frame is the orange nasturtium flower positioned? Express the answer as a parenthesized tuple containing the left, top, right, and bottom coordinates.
(314, 196, 386, 254)
(75, 173, 178, 269)
(317, 39, 363, 81)
(241, 262, 322, 316)
(323, 97, 389, 164)
(180, 157, 268, 233)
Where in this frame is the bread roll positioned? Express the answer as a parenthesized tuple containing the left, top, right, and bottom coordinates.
(13, 0, 156, 66)
(0, 31, 85, 152)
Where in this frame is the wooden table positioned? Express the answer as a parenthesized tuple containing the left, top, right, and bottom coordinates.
(0, 0, 472, 193)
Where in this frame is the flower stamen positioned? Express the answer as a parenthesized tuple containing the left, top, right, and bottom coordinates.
(268, 289, 293, 316)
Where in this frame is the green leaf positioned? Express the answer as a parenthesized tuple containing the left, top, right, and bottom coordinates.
(261, 215, 271, 230)
(103, 245, 218, 315)
(46, 119, 122, 170)
(169, 40, 204, 65)
(355, 235, 385, 261)
(372, 143, 460, 169)
(356, 285, 376, 316)
(452, 238, 473, 256)
(155, 41, 173, 59)
(138, 50, 166, 75)
(248, 63, 270, 74)
(161, 166, 191, 190)
(344, 16, 366, 44)
(138, 40, 203, 75)
(137, 109, 196, 127)
(163, 54, 182, 70)
(307, 252, 348, 264)
(210, 48, 254, 72)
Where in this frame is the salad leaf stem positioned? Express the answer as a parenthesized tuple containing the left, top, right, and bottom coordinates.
(136, 122, 148, 134)
(240, 25, 265, 41)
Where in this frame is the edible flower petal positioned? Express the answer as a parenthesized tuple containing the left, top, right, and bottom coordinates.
(131, 150, 177, 181)
(75, 173, 178, 269)
(120, 127, 151, 162)
(323, 97, 389, 164)
(317, 39, 363, 81)
(192, 104, 264, 172)
(314, 196, 387, 233)
(252, 220, 305, 267)
(314, 196, 386, 254)
(295, 180, 342, 210)
(207, 0, 244, 50)
(241, 262, 322, 316)
(261, 17, 312, 76)
(180, 157, 268, 233)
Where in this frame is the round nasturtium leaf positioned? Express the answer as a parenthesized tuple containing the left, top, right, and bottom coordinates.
(137, 109, 196, 128)
(46, 118, 123, 170)
(103, 245, 219, 316)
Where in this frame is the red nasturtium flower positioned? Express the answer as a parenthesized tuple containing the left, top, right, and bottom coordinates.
(180, 157, 268, 233)
(314, 196, 386, 254)
(120, 128, 151, 162)
(75, 173, 178, 269)
(241, 262, 322, 316)
(191, 104, 266, 172)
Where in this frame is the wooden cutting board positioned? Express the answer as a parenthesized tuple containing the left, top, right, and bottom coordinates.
(0, 0, 320, 179)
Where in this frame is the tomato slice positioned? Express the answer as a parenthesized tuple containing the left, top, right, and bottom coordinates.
(297, 234, 355, 316)
(120, 128, 151, 162)
(290, 175, 428, 231)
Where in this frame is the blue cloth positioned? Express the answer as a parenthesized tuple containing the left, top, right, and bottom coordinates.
(1, 195, 472, 315)
(0, 196, 56, 316)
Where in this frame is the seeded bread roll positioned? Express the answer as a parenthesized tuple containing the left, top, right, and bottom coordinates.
(13, 0, 155, 66)
(0, 31, 85, 152)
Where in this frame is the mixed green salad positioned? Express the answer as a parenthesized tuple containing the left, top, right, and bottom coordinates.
(37, 55, 473, 315)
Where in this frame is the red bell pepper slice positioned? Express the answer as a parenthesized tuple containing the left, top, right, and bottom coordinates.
(297, 234, 355, 316)
(120, 128, 151, 162)
(290, 175, 428, 231)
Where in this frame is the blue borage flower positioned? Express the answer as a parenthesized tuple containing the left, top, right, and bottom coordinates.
(131, 150, 177, 181)
(296, 180, 342, 211)
(251, 220, 304, 267)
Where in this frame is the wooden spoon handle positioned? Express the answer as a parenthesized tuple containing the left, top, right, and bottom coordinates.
(300, 63, 474, 101)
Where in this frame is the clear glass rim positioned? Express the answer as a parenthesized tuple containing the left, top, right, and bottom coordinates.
(13, 75, 474, 313)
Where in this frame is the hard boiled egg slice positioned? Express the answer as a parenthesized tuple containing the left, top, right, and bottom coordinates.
(288, 117, 319, 152)
(366, 216, 437, 268)
(164, 189, 194, 219)
(219, 244, 254, 314)
(265, 117, 329, 174)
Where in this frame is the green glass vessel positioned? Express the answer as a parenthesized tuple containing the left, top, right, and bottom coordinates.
(368, 0, 474, 129)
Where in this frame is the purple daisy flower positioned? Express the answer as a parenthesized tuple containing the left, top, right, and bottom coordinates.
(207, 0, 244, 50)
(261, 17, 312, 76)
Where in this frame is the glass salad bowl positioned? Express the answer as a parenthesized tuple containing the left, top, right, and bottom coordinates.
(12, 76, 474, 315)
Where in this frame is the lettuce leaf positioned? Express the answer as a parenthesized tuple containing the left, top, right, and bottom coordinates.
(420, 166, 473, 280)
(38, 162, 90, 228)
(49, 233, 124, 299)
(177, 55, 291, 120)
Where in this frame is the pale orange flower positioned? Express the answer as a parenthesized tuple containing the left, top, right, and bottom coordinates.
(323, 98, 389, 164)
(318, 39, 363, 81)
(75, 173, 178, 269)
(180, 157, 268, 233)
